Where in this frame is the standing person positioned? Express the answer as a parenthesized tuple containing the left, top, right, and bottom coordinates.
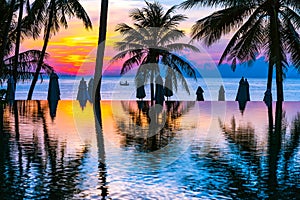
(196, 86, 204, 101)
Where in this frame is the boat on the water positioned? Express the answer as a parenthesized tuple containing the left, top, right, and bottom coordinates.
(120, 81, 129, 86)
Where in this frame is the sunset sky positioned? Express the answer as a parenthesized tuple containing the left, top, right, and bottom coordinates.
(19, 0, 299, 78)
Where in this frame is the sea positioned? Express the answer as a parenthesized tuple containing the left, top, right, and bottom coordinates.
(1, 76, 300, 101)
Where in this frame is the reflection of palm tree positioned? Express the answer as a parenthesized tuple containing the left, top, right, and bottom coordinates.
(93, 101, 108, 198)
(115, 101, 195, 152)
(27, 0, 92, 100)
(211, 102, 300, 198)
(219, 116, 259, 165)
(180, 1, 300, 101)
(0, 101, 91, 198)
(111, 1, 199, 101)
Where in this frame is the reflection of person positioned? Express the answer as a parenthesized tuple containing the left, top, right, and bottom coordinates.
(218, 85, 225, 101)
(196, 86, 204, 101)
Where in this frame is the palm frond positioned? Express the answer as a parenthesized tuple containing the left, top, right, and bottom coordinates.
(180, 0, 257, 9)
(2, 50, 52, 82)
(119, 50, 145, 75)
(191, 5, 254, 45)
(218, 5, 265, 65)
(282, 17, 300, 71)
(158, 29, 185, 46)
(165, 43, 200, 52)
(67, 0, 92, 29)
(163, 52, 197, 79)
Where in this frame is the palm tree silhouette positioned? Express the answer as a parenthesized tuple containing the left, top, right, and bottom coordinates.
(180, 0, 300, 101)
(93, 0, 108, 124)
(111, 1, 199, 102)
(27, 0, 92, 100)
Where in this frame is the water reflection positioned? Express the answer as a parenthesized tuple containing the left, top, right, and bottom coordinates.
(209, 102, 300, 199)
(113, 101, 195, 152)
(0, 101, 90, 199)
(0, 101, 300, 199)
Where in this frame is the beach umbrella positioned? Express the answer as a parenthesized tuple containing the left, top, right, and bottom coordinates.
(155, 75, 164, 105)
(47, 72, 60, 101)
(245, 79, 250, 101)
(47, 72, 60, 120)
(6, 76, 15, 101)
(235, 77, 247, 102)
(164, 74, 173, 101)
(136, 85, 146, 100)
(218, 85, 225, 101)
(196, 86, 204, 101)
(88, 78, 94, 102)
(77, 77, 90, 101)
(136, 74, 146, 100)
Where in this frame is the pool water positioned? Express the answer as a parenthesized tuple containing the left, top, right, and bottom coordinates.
(0, 100, 300, 199)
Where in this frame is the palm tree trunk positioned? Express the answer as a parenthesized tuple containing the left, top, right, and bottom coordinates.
(275, 65, 284, 101)
(271, 7, 284, 102)
(13, 0, 24, 85)
(93, 0, 108, 121)
(0, 0, 16, 67)
(27, 0, 55, 100)
(267, 61, 273, 91)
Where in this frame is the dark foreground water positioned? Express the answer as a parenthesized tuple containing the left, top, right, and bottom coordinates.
(0, 100, 300, 199)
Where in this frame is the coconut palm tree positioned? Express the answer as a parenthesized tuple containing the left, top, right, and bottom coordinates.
(111, 1, 199, 101)
(27, 0, 92, 100)
(180, 0, 300, 101)
(0, 0, 52, 85)
(0, 0, 16, 68)
(93, 0, 108, 123)
(3, 50, 53, 81)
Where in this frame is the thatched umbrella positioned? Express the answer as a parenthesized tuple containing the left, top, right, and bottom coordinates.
(164, 74, 173, 101)
(47, 72, 60, 120)
(196, 86, 204, 101)
(235, 77, 247, 102)
(77, 77, 90, 101)
(218, 85, 225, 101)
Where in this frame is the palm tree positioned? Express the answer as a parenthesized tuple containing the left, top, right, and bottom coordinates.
(111, 1, 199, 101)
(3, 50, 53, 81)
(27, 0, 92, 100)
(93, 0, 108, 122)
(180, 0, 300, 101)
(0, 0, 16, 68)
